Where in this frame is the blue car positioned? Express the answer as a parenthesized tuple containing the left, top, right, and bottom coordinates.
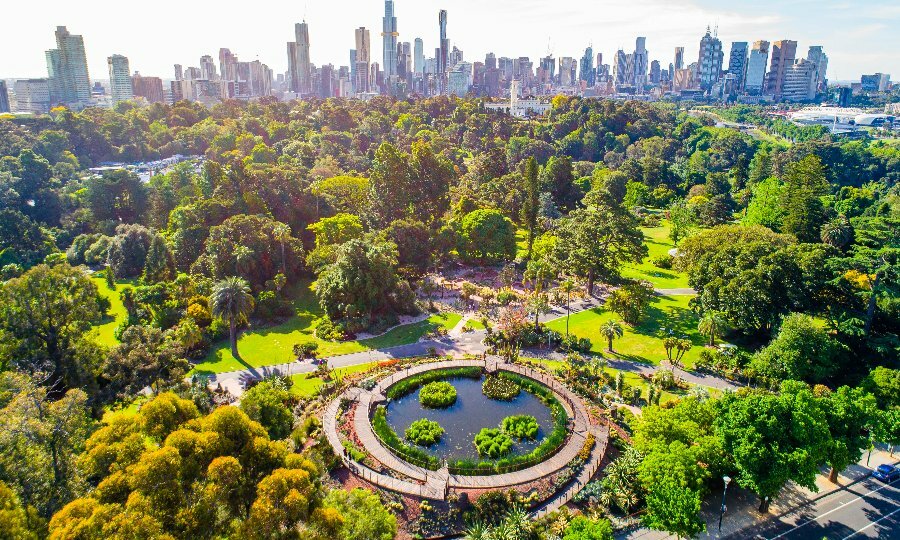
(872, 464, 900, 482)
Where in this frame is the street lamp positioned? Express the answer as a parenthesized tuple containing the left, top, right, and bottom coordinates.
(718, 475, 732, 533)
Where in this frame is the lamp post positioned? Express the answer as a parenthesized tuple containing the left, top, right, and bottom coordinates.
(718, 475, 732, 533)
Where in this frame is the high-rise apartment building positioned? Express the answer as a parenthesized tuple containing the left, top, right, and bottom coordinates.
(674, 47, 685, 70)
(200, 55, 217, 81)
(727, 42, 748, 92)
(45, 26, 91, 108)
(132, 73, 165, 103)
(806, 46, 828, 95)
(219, 48, 237, 82)
(355, 27, 371, 93)
(287, 21, 313, 95)
(414, 38, 424, 74)
(649, 60, 661, 84)
(0, 81, 10, 113)
(745, 40, 769, 95)
(782, 59, 816, 102)
(15, 79, 51, 113)
(633, 37, 648, 88)
(765, 40, 797, 98)
(382, 1, 399, 80)
(438, 9, 449, 93)
(614, 50, 628, 87)
(697, 28, 723, 91)
(107, 54, 133, 105)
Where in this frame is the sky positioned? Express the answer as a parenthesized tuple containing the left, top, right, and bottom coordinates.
(1, 0, 897, 82)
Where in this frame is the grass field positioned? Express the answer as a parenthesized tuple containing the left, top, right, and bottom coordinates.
(545, 293, 704, 368)
(620, 222, 691, 289)
(90, 275, 131, 347)
(289, 361, 379, 398)
(190, 281, 461, 375)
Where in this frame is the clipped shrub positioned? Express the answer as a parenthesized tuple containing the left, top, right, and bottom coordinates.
(405, 418, 444, 446)
(502, 415, 539, 440)
(482, 375, 520, 400)
(419, 381, 457, 408)
(474, 428, 513, 458)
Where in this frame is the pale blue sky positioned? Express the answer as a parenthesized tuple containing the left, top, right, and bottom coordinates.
(1, 0, 896, 82)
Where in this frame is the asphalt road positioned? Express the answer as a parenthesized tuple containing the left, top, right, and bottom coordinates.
(748, 477, 899, 540)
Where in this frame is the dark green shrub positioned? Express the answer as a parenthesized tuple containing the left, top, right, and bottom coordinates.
(651, 254, 673, 269)
(502, 415, 539, 440)
(371, 406, 440, 469)
(419, 381, 457, 408)
(474, 428, 512, 458)
(405, 418, 444, 446)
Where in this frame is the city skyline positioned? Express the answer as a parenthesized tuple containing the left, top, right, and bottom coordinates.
(2, 0, 898, 82)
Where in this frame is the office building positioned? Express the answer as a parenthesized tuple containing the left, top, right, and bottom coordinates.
(782, 58, 816, 102)
(448, 62, 471, 96)
(697, 27, 723, 91)
(860, 73, 891, 92)
(745, 40, 769, 95)
(580, 46, 595, 86)
(132, 73, 165, 103)
(806, 46, 828, 95)
(414, 38, 424, 74)
(765, 40, 797, 98)
(633, 37, 648, 88)
(15, 79, 50, 113)
(438, 9, 449, 93)
(727, 42, 748, 92)
(107, 54, 133, 105)
(649, 60, 661, 84)
(45, 26, 91, 108)
(614, 49, 628, 87)
(355, 27, 371, 93)
(382, 1, 399, 80)
(0, 81, 10, 113)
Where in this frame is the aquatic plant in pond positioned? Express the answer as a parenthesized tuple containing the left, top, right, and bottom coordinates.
(405, 418, 444, 446)
(419, 381, 457, 408)
(475, 428, 513, 458)
(482, 374, 520, 400)
(502, 415, 539, 440)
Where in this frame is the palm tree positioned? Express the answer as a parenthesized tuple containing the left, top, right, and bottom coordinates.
(210, 277, 255, 359)
(599, 319, 624, 352)
(821, 214, 853, 250)
(233, 245, 253, 277)
(698, 311, 727, 347)
(272, 222, 291, 275)
(560, 279, 576, 336)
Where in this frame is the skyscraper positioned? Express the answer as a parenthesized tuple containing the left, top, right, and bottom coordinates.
(765, 40, 797, 98)
(107, 54, 133, 105)
(782, 59, 816, 102)
(727, 42, 748, 92)
(0, 81, 10, 113)
(806, 46, 828, 95)
(200, 55, 217, 80)
(287, 21, 313, 95)
(382, 1, 399, 80)
(580, 46, 595, 87)
(745, 40, 769, 95)
(697, 27, 724, 91)
(414, 38, 424, 74)
(614, 49, 628, 87)
(355, 27, 371, 93)
(45, 26, 91, 108)
(674, 47, 685, 70)
(438, 9, 449, 93)
(132, 73, 165, 103)
(649, 60, 661, 84)
(633, 37, 648, 88)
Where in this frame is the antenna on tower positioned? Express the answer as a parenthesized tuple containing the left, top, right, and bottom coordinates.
(546, 37, 553, 57)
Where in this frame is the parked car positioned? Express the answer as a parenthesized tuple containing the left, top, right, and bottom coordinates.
(872, 464, 900, 482)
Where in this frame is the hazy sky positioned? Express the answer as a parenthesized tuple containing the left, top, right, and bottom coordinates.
(2, 0, 897, 82)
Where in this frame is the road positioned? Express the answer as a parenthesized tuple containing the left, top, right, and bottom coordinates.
(748, 477, 899, 540)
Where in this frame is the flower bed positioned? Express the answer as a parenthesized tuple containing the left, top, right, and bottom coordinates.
(474, 428, 513, 458)
(501, 415, 539, 441)
(482, 374, 520, 400)
(405, 418, 444, 447)
(419, 381, 457, 408)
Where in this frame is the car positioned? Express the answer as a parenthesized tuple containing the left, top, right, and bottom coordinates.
(872, 464, 900, 482)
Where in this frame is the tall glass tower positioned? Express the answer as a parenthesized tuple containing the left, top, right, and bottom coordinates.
(382, 1, 398, 79)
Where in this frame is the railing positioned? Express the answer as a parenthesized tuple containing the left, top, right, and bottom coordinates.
(369, 419, 442, 471)
(447, 433, 571, 476)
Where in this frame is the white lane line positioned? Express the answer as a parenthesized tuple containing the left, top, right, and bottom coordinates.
(769, 480, 898, 539)
(841, 504, 900, 539)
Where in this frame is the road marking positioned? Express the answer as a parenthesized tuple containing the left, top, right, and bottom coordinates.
(841, 504, 900, 539)
(768, 479, 898, 539)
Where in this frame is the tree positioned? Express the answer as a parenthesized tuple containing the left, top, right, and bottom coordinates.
(820, 386, 878, 483)
(541, 155, 581, 212)
(107, 224, 155, 278)
(861, 367, 900, 410)
(552, 190, 647, 296)
(599, 320, 624, 352)
(527, 291, 551, 329)
(240, 380, 294, 440)
(663, 337, 692, 378)
(311, 175, 370, 217)
(668, 200, 695, 246)
(698, 311, 727, 347)
(321, 488, 397, 540)
(750, 313, 845, 383)
(821, 214, 854, 251)
(209, 277, 255, 359)
(102, 325, 189, 400)
(272, 222, 292, 276)
(385, 218, 433, 277)
(0, 480, 42, 540)
(0, 372, 92, 520)
(0, 264, 102, 396)
(142, 233, 175, 283)
(780, 155, 830, 243)
(715, 385, 831, 512)
(561, 516, 614, 540)
(605, 281, 654, 325)
(743, 176, 784, 231)
(642, 476, 705, 539)
(458, 209, 517, 263)
(522, 157, 540, 259)
(84, 169, 148, 224)
(306, 213, 364, 270)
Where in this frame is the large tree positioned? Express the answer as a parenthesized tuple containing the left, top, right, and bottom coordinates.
(780, 155, 830, 243)
(209, 277, 255, 359)
(457, 209, 517, 263)
(0, 264, 102, 396)
(750, 313, 846, 383)
(101, 325, 189, 401)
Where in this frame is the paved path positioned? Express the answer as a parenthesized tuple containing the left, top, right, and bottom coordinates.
(655, 287, 696, 295)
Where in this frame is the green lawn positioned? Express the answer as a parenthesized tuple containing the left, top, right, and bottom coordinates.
(289, 361, 379, 398)
(545, 294, 704, 368)
(620, 222, 691, 290)
(464, 318, 485, 331)
(191, 281, 461, 375)
(515, 228, 529, 259)
(90, 275, 132, 347)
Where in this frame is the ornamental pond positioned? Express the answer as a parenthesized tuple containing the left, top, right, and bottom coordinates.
(384, 376, 554, 461)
